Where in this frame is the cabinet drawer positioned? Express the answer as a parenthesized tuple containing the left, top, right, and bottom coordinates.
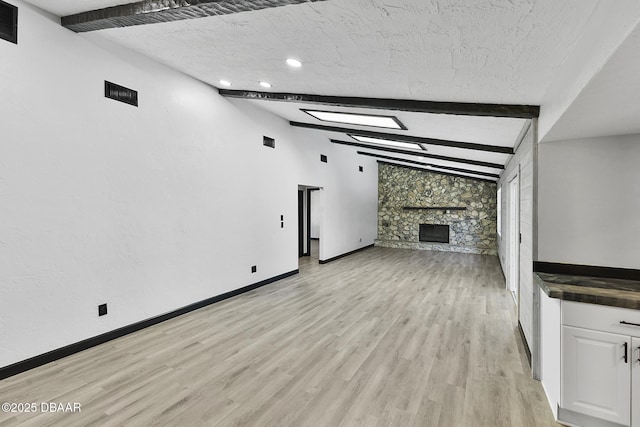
(562, 300, 640, 335)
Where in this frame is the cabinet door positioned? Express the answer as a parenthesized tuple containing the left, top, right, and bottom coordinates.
(632, 337, 640, 427)
(562, 326, 630, 425)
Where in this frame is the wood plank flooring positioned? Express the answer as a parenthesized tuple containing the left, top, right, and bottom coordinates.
(0, 247, 559, 426)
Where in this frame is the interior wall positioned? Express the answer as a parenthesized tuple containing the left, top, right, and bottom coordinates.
(310, 190, 321, 239)
(538, 2, 640, 140)
(498, 124, 534, 348)
(538, 134, 640, 268)
(0, 1, 378, 369)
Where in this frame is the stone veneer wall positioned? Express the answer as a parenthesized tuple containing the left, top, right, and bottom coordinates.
(376, 163, 497, 255)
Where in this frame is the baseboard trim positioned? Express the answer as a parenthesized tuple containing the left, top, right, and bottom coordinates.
(534, 261, 640, 281)
(0, 269, 299, 381)
(518, 321, 532, 367)
(319, 244, 374, 264)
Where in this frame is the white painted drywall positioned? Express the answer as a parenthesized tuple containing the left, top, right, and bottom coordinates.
(310, 189, 321, 239)
(539, 290, 561, 420)
(538, 1, 640, 140)
(498, 125, 534, 349)
(0, 1, 378, 368)
(538, 135, 640, 269)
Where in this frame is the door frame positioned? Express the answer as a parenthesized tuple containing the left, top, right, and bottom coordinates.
(508, 171, 520, 309)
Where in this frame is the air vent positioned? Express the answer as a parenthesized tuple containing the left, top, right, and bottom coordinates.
(263, 136, 275, 148)
(320, 154, 327, 163)
(359, 166, 363, 172)
(0, 1, 17, 44)
(105, 81, 138, 107)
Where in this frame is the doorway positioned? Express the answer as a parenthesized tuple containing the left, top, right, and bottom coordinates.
(507, 173, 520, 306)
(298, 185, 321, 260)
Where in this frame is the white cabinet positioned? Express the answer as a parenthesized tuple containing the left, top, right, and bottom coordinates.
(560, 301, 640, 427)
(561, 326, 630, 425)
(633, 337, 640, 427)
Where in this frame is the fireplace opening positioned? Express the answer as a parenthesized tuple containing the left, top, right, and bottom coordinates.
(419, 224, 449, 243)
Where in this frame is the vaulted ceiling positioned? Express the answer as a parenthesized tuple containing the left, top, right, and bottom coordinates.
(24, 0, 640, 181)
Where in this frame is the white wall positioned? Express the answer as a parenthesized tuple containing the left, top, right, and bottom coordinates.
(538, 134, 640, 268)
(539, 288, 561, 420)
(498, 124, 535, 349)
(538, 2, 640, 140)
(0, 1, 378, 368)
(310, 189, 321, 239)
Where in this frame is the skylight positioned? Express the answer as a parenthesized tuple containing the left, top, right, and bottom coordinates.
(302, 109, 406, 130)
(349, 134, 423, 151)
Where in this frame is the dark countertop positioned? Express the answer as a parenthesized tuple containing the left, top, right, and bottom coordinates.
(536, 272, 640, 310)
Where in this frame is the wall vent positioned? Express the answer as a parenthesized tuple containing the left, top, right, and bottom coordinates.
(105, 81, 138, 107)
(0, 0, 17, 44)
(359, 166, 363, 172)
(320, 154, 327, 163)
(263, 136, 275, 148)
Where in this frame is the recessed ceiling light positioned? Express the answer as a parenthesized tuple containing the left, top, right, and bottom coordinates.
(349, 134, 423, 151)
(286, 58, 302, 68)
(259, 81, 272, 88)
(219, 80, 231, 87)
(302, 109, 406, 130)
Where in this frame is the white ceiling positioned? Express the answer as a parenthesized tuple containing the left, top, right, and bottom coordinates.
(241, 98, 518, 177)
(543, 23, 640, 142)
(249, 100, 526, 147)
(26, 0, 134, 16)
(73, 0, 599, 104)
(24, 0, 639, 178)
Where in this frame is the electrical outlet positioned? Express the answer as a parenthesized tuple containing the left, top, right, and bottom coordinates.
(98, 303, 107, 316)
(251, 265, 257, 273)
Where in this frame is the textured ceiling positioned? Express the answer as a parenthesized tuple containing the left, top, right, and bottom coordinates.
(75, 0, 599, 104)
(25, 0, 134, 16)
(26, 0, 636, 176)
(242, 98, 520, 178)
(543, 23, 640, 142)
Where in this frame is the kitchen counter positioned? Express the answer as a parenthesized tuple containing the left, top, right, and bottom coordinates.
(536, 272, 640, 310)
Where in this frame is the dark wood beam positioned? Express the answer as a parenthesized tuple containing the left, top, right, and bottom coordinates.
(331, 139, 504, 170)
(62, 0, 328, 32)
(219, 89, 539, 119)
(356, 151, 501, 179)
(377, 161, 497, 183)
(291, 121, 513, 154)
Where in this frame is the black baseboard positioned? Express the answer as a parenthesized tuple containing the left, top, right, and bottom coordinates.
(534, 261, 640, 281)
(0, 269, 299, 381)
(518, 321, 532, 367)
(319, 244, 374, 264)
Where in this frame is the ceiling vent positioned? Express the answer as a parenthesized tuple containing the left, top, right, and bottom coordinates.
(0, 0, 17, 44)
(105, 81, 138, 107)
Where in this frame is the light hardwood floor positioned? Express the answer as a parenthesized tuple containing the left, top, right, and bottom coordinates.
(0, 247, 559, 426)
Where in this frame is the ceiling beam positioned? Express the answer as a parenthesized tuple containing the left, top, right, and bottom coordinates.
(377, 161, 497, 183)
(61, 0, 328, 32)
(357, 152, 501, 179)
(219, 89, 539, 119)
(294, 122, 513, 154)
(330, 139, 504, 169)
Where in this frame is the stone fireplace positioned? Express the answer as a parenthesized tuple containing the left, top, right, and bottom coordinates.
(375, 163, 497, 255)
